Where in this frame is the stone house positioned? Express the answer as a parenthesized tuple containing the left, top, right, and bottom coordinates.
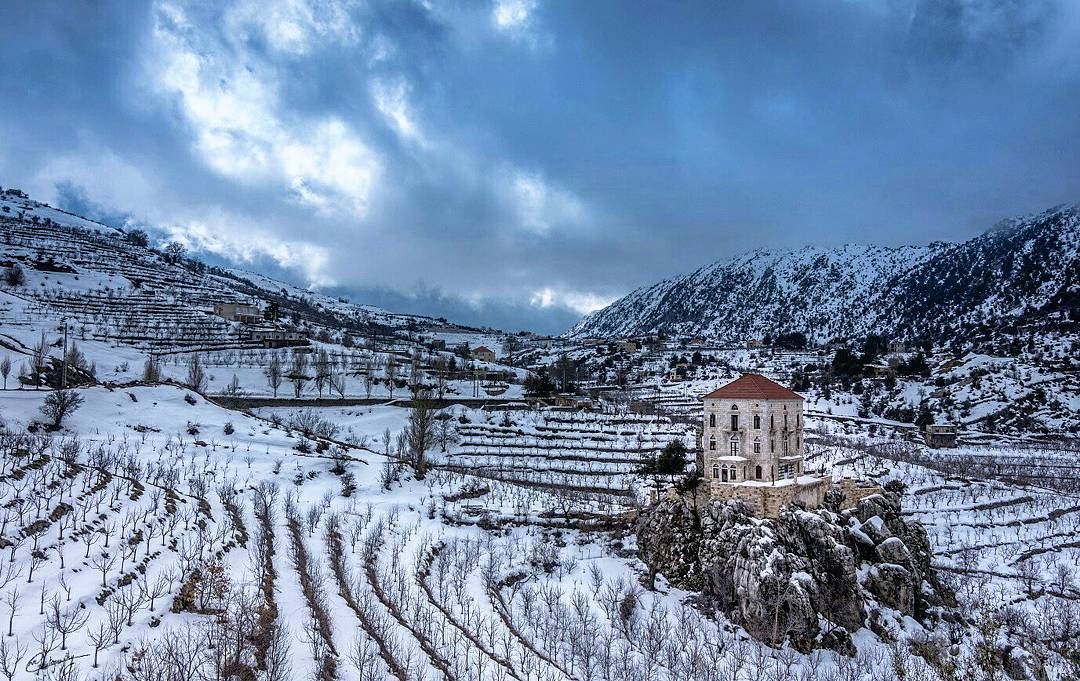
(924, 423, 958, 448)
(246, 327, 309, 348)
(213, 302, 262, 324)
(701, 373, 830, 517)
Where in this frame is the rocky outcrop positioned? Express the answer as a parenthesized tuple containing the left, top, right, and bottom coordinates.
(637, 490, 955, 652)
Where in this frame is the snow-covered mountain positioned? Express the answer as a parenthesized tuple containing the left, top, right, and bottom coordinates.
(570, 204, 1080, 343)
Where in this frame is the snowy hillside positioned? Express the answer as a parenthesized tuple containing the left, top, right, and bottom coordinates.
(0, 188, 493, 354)
(570, 204, 1080, 344)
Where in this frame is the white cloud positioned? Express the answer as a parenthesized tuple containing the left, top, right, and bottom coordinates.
(371, 77, 425, 144)
(491, 0, 549, 49)
(492, 0, 537, 32)
(224, 0, 361, 56)
(31, 147, 337, 287)
(162, 211, 336, 287)
(147, 0, 379, 218)
(530, 287, 613, 314)
(505, 170, 587, 235)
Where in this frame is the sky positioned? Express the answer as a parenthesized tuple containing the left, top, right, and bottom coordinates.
(1, 0, 1078, 334)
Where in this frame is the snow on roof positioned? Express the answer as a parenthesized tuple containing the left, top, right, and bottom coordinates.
(703, 373, 804, 401)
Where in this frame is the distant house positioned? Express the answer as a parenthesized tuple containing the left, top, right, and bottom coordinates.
(473, 346, 496, 363)
(214, 302, 262, 324)
(925, 423, 958, 448)
(863, 363, 896, 379)
(888, 340, 907, 354)
(687, 336, 707, 348)
(746, 338, 765, 349)
(429, 338, 446, 350)
(246, 327, 309, 348)
(619, 339, 639, 353)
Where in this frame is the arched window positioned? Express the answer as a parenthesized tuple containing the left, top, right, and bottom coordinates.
(709, 437, 716, 451)
(721, 467, 728, 482)
(753, 415, 761, 429)
(730, 404, 739, 410)
(709, 413, 715, 428)
(755, 465, 762, 480)
(753, 438, 761, 454)
(712, 464, 719, 479)
(730, 467, 737, 481)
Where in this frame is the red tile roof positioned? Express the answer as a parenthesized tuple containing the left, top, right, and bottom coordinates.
(473, 346, 493, 354)
(703, 373, 804, 401)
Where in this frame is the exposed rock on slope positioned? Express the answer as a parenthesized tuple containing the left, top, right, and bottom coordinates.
(637, 489, 956, 652)
(572, 204, 1080, 344)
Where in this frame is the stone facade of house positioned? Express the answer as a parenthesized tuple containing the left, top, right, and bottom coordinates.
(700, 373, 833, 518)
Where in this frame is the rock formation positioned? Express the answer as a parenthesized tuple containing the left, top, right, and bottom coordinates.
(637, 487, 956, 653)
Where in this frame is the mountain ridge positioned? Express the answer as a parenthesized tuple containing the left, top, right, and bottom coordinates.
(569, 204, 1080, 344)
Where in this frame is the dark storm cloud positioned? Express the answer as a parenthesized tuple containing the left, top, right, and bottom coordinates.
(1, 0, 1078, 334)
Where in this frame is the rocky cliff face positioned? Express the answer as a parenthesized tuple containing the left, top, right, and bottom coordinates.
(637, 489, 956, 653)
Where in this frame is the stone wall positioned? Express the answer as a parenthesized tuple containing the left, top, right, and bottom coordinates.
(706, 476, 830, 518)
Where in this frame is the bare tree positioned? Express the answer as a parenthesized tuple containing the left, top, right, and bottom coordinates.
(46, 596, 89, 650)
(138, 572, 171, 611)
(86, 618, 112, 668)
(385, 354, 398, 399)
(90, 551, 117, 587)
(314, 349, 331, 398)
(288, 350, 309, 398)
(0, 636, 26, 681)
(0, 356, 10, 390)
(363, 355, 375, 398)
(4, 587, 19, 637)
(186, 354, 208, 393)
(405, 389, 436, 477)
(266, 351, 283, 397)
(142, 354, 161, 383)
(115, 584, 148, 626)
(30, 332, 49, 389)
(39, 389, 83, 430)
(331, 367, 347, 400)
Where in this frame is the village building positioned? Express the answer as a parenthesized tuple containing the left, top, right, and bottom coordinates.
(700, 373, 832, 517)
(472, 345, 497, 363)
(213, 302, 262, 324)
(863, 363, 896, 379)
(245, 327, 309, 348)
(924, 423, 958, 448)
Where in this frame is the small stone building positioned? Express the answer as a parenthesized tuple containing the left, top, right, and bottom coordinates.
(924, 423, 958, 448)
(213, 302, 262, 324)
(701, 373, 830, 517)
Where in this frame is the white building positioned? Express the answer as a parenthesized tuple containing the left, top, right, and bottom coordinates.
(700, 373, 829, 516)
